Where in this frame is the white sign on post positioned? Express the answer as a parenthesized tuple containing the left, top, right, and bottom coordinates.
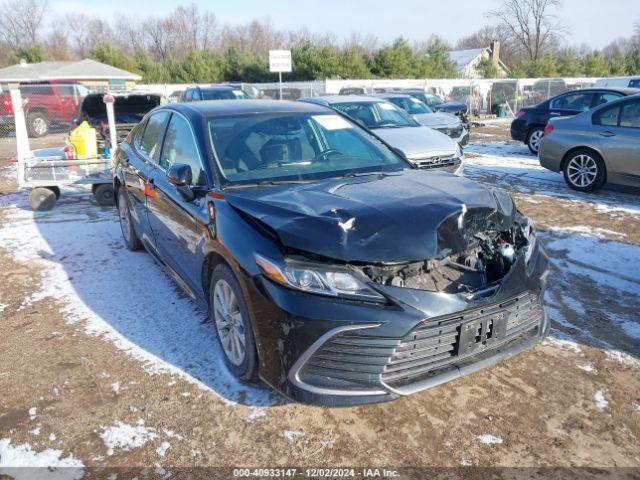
(269, 50, 292, 100)
(269, 50, 292, 73)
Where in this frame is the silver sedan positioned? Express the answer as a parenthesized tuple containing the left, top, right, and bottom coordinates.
(539, 94, 640, 191)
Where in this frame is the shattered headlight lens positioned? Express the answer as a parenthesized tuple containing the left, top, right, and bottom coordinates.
(520, 217, 537, 264)
(255, 254, 385, 302)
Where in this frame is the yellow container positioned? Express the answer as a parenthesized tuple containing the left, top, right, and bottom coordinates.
(69, 121, 98, 160)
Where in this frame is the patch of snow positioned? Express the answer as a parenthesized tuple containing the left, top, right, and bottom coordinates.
(0, 190, 274, 407)
(594, 391, 609, 411)
(605, 348, 640, 369)
(0, 438, 84, 479)
(99, 420, 158, 456)
(156, 441, 170, 457)
(29, 427, 41, 436)
(460, 459, 473, 466)
(246, 407, 267, 423)
(548, 225, 626, 239)
(633, 403, 640, 413)
(111, 382, 120, 395)
(475, 434, 503, 445)
(49, 434, 56, 441)
(0, 304, 6, 313)
(179, 392, 191, 398)
(283, 430, 305, 442)
(576, 363, 597, 374)
(545, 331, 582, 354)
(28, 407, 37, 420)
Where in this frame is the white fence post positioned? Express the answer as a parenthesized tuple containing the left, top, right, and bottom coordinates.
(11, 89, 30, 188)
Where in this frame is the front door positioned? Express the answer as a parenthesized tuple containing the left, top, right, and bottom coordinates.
(146, 112, 210, 291)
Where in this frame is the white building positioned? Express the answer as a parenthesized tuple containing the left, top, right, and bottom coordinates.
(448, 41, 510, 79)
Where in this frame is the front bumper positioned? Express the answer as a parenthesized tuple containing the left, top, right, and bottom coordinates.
(250, 241, 549, 407)
(434, 126, 469, 146)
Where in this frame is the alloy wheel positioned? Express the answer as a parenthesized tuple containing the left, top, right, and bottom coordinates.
(567, 154, 598, 188)
(33, 117, 47, 136)
(529, 129, 543, 152)
(213, 279, 246, 366)
(118, 195, 131, 243)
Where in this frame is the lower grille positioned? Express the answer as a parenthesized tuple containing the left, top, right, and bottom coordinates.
(299, 291, 543, 390)
(411, 155, 460, 170)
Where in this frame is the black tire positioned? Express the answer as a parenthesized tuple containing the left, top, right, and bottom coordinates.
(46, 186, 61, 199)
(29, 187, 57, 211)
(526, 127, 544, 155)
(117, 188, 142, 251)
(209, 263, 258, 382)
(26, 111, 50, 138)
(563, 149, 606, 192)
(93, 184, 115, 206)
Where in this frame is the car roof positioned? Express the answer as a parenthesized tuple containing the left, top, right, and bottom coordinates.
(373, 93, 414, 99)
(557, 87, 640, 96)
(300, 95, 386, 105)
(160, 100, 332, 118)
(193, 85, 241, 91)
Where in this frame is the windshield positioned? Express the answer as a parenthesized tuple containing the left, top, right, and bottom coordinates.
(209, 112, 407, 186)
(423, 94, 444, 107)
(202, 89, 249, 100)
(332, 101, 418, 129)
(388, 96, 433, 114)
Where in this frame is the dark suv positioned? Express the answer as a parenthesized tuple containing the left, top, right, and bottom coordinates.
(179, 85, 249, 102)
(114, 100, 548, 406)
(511, 88, 638, 154)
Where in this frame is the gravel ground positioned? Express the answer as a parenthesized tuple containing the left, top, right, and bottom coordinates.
(0, 123, 639, 478)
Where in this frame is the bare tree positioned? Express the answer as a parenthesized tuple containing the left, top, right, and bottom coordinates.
(0, 0, 48, 48)
(488, 0, 564, 61)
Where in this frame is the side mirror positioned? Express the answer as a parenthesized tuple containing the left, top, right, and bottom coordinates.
(167, 163, 194, 201)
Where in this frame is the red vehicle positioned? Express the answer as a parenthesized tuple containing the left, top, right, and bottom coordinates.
(0, 80, 89, 137)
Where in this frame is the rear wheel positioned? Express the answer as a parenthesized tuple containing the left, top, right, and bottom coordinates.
(563, 149, 606, 192)
(527, 127, 544, 155)
(93, 184, 115, 206)
(117, 188, 142, 251)
(210, 264, 258, 381)
(46, 186, 60, 199)
(29, 187, 57, 211)
(26, 111, 49, 138)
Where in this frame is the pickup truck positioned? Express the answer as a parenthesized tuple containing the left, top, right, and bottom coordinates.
(0, 80, 90, 137)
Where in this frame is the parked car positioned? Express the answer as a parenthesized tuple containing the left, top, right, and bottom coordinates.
(113, 100, 549, 406)
(539, 94, 640, 192)
(0, 80, 89, 137)
(511, 88, 639, 154)
(299, 95, 463, 173)
(374, 93, 469, 145)
(593, 76, 640, 89)
(403, 90, 468, 116)
(180, 85, 250, 102)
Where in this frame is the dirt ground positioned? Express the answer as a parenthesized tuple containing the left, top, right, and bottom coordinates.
(0, 124, 639, 479)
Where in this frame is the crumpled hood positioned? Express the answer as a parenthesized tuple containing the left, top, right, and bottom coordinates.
(225, 169, 516, 263)
(412, 112, 461, 129)
(374, 126, 457, 158)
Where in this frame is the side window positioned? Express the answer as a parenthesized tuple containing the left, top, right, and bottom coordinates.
(593, 105, 620, 126)
(620, 101, 640, 129)
(593, 92, 622, 107)
(628, 79, 640, 88)
(551, 93, 593, 111)
(160, 114, 207, 186)
(139, 112, 169, 159)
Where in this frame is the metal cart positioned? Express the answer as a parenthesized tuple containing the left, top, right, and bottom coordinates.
(12, 89, 119, 211)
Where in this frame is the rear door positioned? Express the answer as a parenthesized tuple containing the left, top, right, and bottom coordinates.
(125, 111, 170, 246)
(593, 99, 640, 186)
(548, 92, 595, 118)
(146, 112, 210, 291)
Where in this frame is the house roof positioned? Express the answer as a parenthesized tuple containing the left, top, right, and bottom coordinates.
(0, 59, 141, 82)
(448, 48, 487, 72)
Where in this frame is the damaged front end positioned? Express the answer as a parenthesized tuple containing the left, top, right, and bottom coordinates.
(360, 215, 537, 296)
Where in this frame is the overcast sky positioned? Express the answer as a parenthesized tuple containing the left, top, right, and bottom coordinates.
(52, 0, 638, 49)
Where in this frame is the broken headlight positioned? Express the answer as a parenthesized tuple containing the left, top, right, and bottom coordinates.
(519, 216, 537, 264)
(255, 254, 385, 303)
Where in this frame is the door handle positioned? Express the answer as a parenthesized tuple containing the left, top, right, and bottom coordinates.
(599, 131, 616, 138)
(549, 112, 561, 116)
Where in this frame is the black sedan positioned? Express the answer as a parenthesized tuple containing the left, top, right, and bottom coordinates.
(511, 87, 638, 154)
(114, 100, 549, 406)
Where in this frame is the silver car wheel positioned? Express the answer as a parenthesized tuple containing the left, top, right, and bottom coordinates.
(529, 129, 543, 152)
(118, 196, 132, 243)
(567, 154, 598, 188)
(213, 279, 246, 366)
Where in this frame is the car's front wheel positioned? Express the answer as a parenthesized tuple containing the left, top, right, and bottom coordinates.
(117, 188, 142, 251)
(563, 149, 606, 192)
(210, 264, 258, 381)
(527, 127, 544, 154)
